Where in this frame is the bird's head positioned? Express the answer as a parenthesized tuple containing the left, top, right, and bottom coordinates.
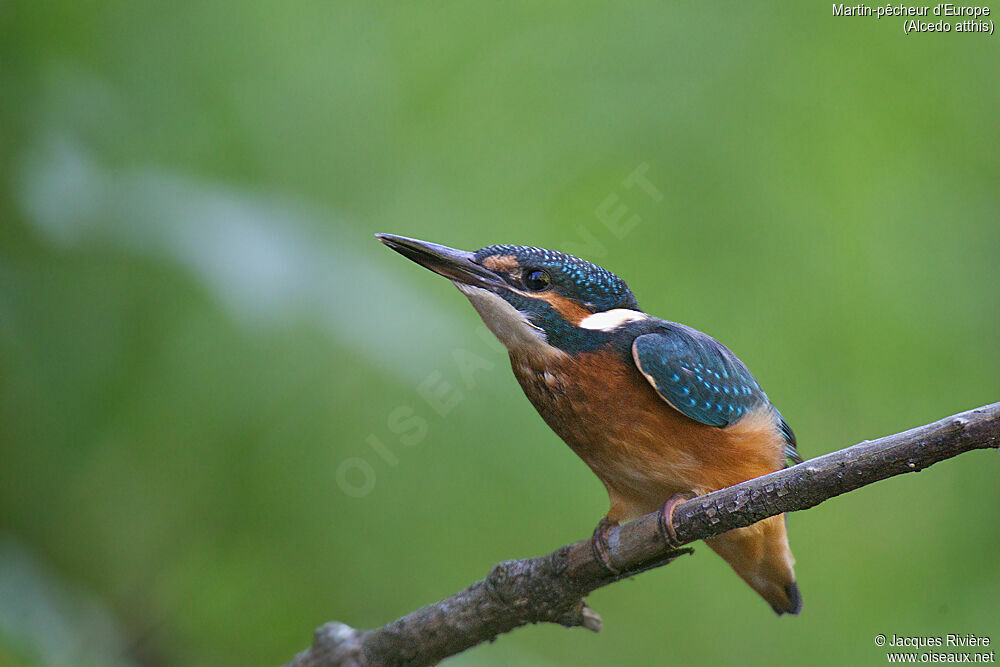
(377, 234, 647, 355)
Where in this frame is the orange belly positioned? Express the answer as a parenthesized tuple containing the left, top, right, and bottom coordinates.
(510, 347, 785, 521)
(510, 346, 800, 614)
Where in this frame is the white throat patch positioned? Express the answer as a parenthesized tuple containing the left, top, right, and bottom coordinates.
(452, 282, 561, 357)
(578, 308, 648, 331)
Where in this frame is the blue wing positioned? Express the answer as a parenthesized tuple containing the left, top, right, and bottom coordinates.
(778, 415, 804, 464)
(631, 327, 770, 428)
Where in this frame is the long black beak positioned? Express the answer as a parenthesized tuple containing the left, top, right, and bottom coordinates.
(376, 234, 504, 290)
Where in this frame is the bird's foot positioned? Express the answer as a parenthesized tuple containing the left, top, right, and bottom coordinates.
(591, 517, 620, 576)
(658, 492, 694, 550)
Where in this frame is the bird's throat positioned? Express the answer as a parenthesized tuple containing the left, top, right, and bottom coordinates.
(452, 282, 565, 360)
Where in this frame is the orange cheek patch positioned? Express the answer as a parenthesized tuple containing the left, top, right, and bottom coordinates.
(479, 255, 592, 323)
(482, 254, 519, 273)
(537, 292, 592, 323)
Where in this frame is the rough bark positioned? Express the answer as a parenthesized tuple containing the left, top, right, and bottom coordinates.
(285, 402, 1000, 667)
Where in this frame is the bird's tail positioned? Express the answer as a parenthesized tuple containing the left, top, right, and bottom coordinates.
(705, 513, 802, 615)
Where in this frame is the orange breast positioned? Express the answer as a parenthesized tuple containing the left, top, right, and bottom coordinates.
(510, 348, 786, 522)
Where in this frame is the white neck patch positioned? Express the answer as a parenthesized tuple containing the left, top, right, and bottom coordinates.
(452, 283, 563, 358)
(578, 308, 648, 331)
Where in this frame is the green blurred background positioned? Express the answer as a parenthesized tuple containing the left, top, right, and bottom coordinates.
(1, 2, 998, 665)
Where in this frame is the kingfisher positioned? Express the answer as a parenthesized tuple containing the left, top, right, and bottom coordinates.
(376, 233, 803, 615)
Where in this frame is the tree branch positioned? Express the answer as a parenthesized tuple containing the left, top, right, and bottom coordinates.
(285, 402, 1000, 667)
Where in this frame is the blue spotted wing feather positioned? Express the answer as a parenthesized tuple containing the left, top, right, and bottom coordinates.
(779, 415, 804, 464)
(631, 328, 769, 428)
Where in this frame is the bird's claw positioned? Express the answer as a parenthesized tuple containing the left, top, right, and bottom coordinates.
(591, 517, 620, 576)
(658, 492, 693, 550)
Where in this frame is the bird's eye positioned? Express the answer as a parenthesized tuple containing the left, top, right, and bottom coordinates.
(523, 269, 551, 291)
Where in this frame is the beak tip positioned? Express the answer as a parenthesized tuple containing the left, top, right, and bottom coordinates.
(374, 234, 498, 289)
(375, 233, 404, 251)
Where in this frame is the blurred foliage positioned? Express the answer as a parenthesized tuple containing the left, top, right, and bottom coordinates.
(1, 2, 998, 665)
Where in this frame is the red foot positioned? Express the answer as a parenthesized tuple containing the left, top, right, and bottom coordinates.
(591, 517, 620, 576)
(658, 492, 693, 549)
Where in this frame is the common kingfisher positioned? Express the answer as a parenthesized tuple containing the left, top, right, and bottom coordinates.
(377, 233, 803, 615)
